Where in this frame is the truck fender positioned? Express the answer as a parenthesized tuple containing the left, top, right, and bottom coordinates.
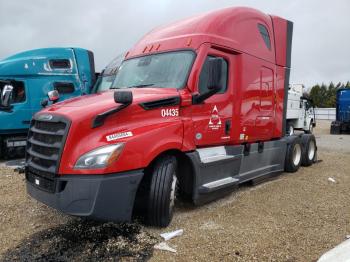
(144, 142, 183, 168)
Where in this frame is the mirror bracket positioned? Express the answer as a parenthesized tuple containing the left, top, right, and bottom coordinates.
(192, 89, 220, 105)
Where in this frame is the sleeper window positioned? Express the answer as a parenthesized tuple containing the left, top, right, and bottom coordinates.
(49, 59, 71, 69)
(258, 24, 271, 50)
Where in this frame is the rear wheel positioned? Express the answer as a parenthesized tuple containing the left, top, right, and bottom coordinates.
(284, 136, 302, 172)
(147, 155, 178, 227)
(301, 134, 316, 166)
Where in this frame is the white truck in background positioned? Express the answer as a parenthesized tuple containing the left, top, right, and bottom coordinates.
(286, 84, 316, 135)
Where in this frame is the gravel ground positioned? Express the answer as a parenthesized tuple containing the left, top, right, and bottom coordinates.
(0, 120, 349, 261)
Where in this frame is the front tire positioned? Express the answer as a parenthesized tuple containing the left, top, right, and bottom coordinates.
(305, 121, 313, 134)
(285, 136, 302, 173)
(147, 155, 177, 227)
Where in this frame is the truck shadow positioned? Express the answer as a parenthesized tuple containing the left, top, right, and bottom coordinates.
(1, 219, 158, 261)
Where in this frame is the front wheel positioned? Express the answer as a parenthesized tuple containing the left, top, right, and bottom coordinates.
(147, 155, 178, 227)
(305, 122, 314, 134)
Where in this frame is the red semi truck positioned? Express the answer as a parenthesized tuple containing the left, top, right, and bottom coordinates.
(26, 7, 317, 227)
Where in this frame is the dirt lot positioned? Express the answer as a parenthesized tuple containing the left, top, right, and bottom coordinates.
(0, 120, 349, 261)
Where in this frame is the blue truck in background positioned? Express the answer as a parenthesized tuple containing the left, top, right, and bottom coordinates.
(0, 47, 96, 158)
(331, 88, 350, 134)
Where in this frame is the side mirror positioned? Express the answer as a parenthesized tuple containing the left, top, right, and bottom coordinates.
(193, 58, 224, 104)
(91, 90, 133, 128)
(114, 91, 133, 105)
(207, 58, 223, 91)
(1, 85, 14, 108)
(48, 90, 59, 103)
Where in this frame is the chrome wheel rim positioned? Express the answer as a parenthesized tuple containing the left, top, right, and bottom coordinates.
(308, 140, 316, 160)
(293, 143, 301, 166)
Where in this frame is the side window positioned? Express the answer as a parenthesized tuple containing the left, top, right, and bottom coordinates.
(49, 59, 71, 69)
(10, 82, 26, 104)
(53, 82, 75, 94)
(199, 56, 228, 94)
(258, 24, 271, 50)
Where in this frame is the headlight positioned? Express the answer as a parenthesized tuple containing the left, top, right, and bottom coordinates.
(74, 143, 124, 169)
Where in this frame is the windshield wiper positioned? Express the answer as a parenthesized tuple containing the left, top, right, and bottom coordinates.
(111, 83, 154, 89)
(132, 84, 155, 88)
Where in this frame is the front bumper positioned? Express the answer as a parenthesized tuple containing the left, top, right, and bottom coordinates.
(26, 170, 144, 222)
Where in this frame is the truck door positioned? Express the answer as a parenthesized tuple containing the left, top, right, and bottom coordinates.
(255, 66, 275, 139)
(192, 49, 233, 147)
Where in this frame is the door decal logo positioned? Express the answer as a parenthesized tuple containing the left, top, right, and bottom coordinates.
(208, 105, 222, 130)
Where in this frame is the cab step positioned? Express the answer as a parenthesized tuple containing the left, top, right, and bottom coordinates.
(198, 177, 239, 194)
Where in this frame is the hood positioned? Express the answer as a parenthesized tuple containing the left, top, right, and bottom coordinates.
(40, 87, 180, 121)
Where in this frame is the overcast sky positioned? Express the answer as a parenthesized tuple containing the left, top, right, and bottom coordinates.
(0, 0, 349, 88)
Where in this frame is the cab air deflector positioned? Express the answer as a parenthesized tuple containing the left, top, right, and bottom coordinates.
(139, 96, 180, 110)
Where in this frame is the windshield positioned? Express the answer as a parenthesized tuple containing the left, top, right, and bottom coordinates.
(111, 51, 195, 89)
(93, 52, 126, 93)
(94, 75, 117, 93)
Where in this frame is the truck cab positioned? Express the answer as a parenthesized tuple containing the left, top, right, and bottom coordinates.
(0, 47, 96, 158)
(331, 88, 350, 134)
(286, 84, 316, 135)
(26, 7, 317, 227)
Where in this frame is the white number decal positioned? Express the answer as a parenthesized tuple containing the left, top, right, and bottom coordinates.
(161, 108, 179, 117)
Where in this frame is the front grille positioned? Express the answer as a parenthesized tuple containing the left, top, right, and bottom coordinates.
(26, 115, 70, 177)
(34, 121, 66, 132)
(32, 132, 63, 144)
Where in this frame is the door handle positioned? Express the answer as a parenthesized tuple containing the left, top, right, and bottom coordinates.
(225, 120, 231, 135)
